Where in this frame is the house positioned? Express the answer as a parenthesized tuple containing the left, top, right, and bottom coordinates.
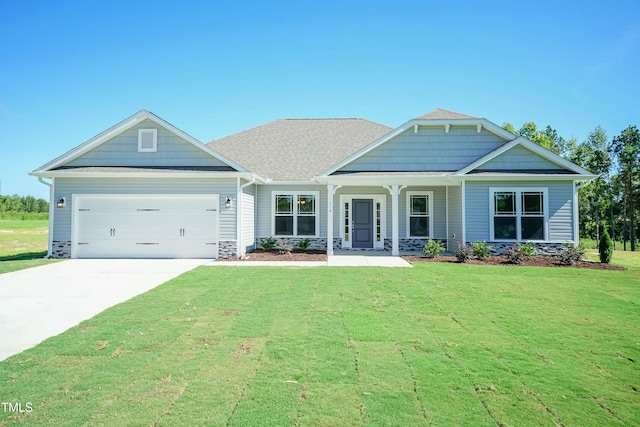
(31, 108, 596, 259)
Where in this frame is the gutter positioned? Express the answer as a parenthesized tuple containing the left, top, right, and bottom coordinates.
(37, 177, 54, 258)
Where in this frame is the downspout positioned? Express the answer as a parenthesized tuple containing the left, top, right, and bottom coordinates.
(38, 177, 54, 258)
(237, 177, 256, 258)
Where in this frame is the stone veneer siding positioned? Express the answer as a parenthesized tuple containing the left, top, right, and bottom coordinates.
(252, 237, 448, 253)
(51, 240, 71, 258)
(218, 241, 237, 259)
(468, 242, 566, 256)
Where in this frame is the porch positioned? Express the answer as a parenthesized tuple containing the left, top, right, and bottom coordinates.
(323, 179, 463, 256)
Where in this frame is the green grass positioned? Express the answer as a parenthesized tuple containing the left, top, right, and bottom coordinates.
(1, 257, 639, 426)
(0, 220, 57, 273)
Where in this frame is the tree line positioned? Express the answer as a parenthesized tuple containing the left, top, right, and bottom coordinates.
(0, 194, 49, 213)
(503, 121, 639, 251)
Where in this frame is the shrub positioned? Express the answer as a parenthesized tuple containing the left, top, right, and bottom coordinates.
(456, 243, 473, 263)
(506, 242, 538, 264)
(422, 239, 445, 258)
(471, 241, 494, 260)
(559, 242, 585, 265)
(297, 238, 311, 251)
(277, 239, 293, 255)
(599, 229, 613, 264)
(259, 236, 277, 251)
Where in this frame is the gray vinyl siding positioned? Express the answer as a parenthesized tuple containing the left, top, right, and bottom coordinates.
(255, 184, 327, 238)
(447, 185, 463, 251)
(53, 177, 237, 242)
(241, 183, 256, 252)
(464, 181, 575, 243)
(338, 126, 507, 172)
(480, 145, 563, 170)
(65, 119, 230, 168)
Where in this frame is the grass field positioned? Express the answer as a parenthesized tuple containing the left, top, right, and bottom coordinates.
(1, 257, 638, 426)
(0, 220, 57, 274)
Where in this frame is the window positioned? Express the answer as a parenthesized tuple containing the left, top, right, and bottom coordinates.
(406, 191, 433, 238)
(272, 192, 318, 237)
(490, 188, 547, 241)
(344, 202, 349, 241)
(138, 129, 157, 152)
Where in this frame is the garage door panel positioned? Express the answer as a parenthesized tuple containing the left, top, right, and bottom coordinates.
(75, 196, 219, 259)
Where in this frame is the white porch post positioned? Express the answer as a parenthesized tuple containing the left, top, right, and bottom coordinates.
(326, 184, 342, 256)
(384, 184, 407, 256)
(327, 184, 334, 256)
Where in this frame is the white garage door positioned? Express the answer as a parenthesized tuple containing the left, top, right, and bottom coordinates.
(73, 195, 219, 258)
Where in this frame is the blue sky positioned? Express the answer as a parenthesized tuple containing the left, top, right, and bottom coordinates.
(2, 0, 639, 199)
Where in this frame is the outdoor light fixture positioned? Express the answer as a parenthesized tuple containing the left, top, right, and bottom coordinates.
(57, 197, 66, 208)
(225, 197, 232, 209)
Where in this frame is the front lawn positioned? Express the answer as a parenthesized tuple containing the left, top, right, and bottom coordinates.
(0, 220, 57, 274)
(1, 261, 639, 426)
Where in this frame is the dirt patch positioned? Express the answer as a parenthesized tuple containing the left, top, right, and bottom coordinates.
(401, 255, 625, 270)
(217, 249, 327, 262)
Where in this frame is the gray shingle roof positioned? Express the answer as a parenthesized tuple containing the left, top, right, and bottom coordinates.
(414, 108, 479, 120)
(207, 118, 393, 180)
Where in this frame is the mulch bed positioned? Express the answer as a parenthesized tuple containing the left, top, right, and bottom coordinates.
(217, 250, 624, 270)
(217, 249, 328, 262)
(401, 255, 625, 270)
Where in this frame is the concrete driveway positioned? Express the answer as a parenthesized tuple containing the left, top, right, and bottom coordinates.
(0, 259, 206, 362)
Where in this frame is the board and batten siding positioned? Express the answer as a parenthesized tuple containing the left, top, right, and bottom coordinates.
(447, 185, 463, 251)
(65, 119, 229, 168)
(338, 126, 507, 172)
(464, 181, 575, 243)
(255, 185, 327, 238)
(480, 145, 564, 170)
(53, 178, 237, 242)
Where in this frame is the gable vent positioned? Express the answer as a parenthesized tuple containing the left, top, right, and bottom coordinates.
(138, 129, 158, 152)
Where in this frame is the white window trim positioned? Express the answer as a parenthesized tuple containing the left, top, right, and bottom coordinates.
(138, 129, 158, 152)
(489, 187, 549, 242)
(271, 191, 320, 238)
(339, 194, 386, 249)
(406, 191, 434, 239)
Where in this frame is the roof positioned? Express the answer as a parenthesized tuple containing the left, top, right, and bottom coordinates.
(52, 166, 236, 173)
(413, 108, 479, 120)
(207, 118, 393, 181)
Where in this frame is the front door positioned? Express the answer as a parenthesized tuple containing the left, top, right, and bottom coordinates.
(352, 199, 373, 248)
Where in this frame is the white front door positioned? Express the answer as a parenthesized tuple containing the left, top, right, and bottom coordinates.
(73, 195, 219, 258)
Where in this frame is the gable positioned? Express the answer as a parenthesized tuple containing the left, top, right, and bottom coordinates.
(63, 119, 231, 169)
(33, 110, 248, 174)
(335, 125, 507, 173)
(478, 145, 564, 171)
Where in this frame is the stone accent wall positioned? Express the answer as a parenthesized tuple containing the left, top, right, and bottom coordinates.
(398, 238, 447, 253)
(469, 242, 566, 256)
(218, 241, 237, 259)
(255, 237, 328, 251)
(51, 241, 71, 259)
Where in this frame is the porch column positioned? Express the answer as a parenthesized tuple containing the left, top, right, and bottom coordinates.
(384, 184, 407, 256)
(327, 184, 334, 256)
(326, 184, 342, 256)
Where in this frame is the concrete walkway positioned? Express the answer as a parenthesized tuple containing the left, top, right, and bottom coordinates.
(329, 255, 412, 267)
(208, 255, 412, 268)
(0, 259, 207, 362)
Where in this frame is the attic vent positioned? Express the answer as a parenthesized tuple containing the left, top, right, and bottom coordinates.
(138, 129, 157, 152)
